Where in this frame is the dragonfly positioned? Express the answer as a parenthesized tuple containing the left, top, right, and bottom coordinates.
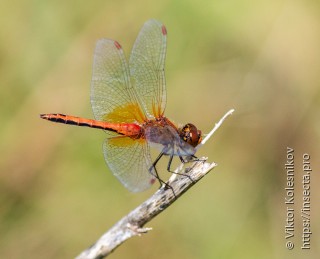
(40, 19, 202, 192)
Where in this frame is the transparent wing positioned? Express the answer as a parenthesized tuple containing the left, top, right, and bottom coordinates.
(91, 39, 145, 125)
(103, 137, 156, 192)
(129, 19, 167, 118)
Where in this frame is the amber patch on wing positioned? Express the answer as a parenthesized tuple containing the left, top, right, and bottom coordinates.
(104, 103, 145, 123)
(108, 136, 145, 147)
(152, 100, 163, 118)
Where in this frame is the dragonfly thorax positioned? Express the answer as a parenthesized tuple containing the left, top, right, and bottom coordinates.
(142, 117, 201, 157)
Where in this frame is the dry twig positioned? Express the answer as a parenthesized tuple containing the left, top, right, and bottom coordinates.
(76, 109, 234, 259)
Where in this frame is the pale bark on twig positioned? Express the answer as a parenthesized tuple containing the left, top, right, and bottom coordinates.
(76, 159, 216, 259)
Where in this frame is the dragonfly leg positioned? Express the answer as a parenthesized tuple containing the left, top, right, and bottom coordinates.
(149, 151, 176, 198)
(167, 154, 174, 171)
(165, 151, 195, 183)
(149, 151, 164, 184)
(183, 155, 207, 176)
(182, 154, 199, 163)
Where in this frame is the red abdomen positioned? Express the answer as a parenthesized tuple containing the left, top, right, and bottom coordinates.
(40, 113, 142, 138)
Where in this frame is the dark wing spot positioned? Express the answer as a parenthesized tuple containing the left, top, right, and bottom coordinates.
(114, 41, 122, 50)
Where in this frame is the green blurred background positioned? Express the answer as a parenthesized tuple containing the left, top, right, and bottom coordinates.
(1, 0, 319, 258)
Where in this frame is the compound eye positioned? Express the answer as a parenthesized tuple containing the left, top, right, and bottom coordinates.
(180, 123, 202, 147)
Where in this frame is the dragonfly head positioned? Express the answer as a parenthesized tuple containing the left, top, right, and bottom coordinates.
(180, 123, 202, 147)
